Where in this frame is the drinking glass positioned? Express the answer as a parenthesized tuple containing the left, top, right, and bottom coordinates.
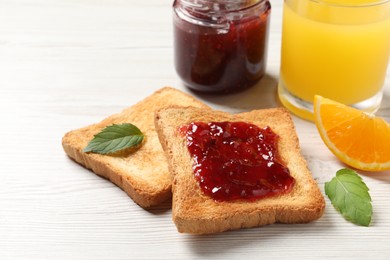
(278, 0, 390, 120)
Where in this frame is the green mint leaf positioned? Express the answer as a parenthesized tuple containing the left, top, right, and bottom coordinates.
(83, 123, 144, 154)
(325, 168, 372, 226)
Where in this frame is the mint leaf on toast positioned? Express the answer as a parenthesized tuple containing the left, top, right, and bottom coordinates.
(83, 123, 144, 154)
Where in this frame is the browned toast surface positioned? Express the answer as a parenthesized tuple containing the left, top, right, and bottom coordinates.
(155, 107, 325, 234)
(62, 87, 209, 208)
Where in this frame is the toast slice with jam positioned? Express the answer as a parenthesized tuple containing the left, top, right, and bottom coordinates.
(155, 107, 325, 234)
(62, 87, 209, 208)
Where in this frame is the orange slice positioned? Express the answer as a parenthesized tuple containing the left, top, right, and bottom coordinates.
(314, 95, 390, 172)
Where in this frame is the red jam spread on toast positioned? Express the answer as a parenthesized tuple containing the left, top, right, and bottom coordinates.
(179, 122, 295, 201)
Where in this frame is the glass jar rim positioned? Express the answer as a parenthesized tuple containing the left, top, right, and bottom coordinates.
(177, 0, 268, 13)
(304, 0, 390, 8)
(174, 0, 270, 28)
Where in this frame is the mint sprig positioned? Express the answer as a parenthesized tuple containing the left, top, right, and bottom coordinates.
(325, 168, 372, 226)
(83, 123, 144, 154)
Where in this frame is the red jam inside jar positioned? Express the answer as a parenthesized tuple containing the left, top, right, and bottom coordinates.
(179, 122, 295, 202)
(173, 0, 271, 93)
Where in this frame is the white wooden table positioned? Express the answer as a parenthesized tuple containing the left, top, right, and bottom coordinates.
(1, 0, 390, 259)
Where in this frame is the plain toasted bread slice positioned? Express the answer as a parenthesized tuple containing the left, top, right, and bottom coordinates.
(155, 107, 325, 234)
(62, 87, 209, 208)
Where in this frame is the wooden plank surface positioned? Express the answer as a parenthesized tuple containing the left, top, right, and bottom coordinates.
(0, 0, 389, 259)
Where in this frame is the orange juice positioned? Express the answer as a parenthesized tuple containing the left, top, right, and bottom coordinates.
(278, 0, 390, 120)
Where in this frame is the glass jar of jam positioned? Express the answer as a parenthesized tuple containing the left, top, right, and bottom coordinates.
(173, 0, 271, 93)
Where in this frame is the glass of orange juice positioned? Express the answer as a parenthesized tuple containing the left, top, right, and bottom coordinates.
(278, 0, 390, 120)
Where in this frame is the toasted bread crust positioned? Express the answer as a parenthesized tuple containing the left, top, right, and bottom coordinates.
(62, 87, 209, 208)
(155, 107, 325, 234)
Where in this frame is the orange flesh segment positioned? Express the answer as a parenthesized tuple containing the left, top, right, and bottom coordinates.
(314, 95, 390, 172)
